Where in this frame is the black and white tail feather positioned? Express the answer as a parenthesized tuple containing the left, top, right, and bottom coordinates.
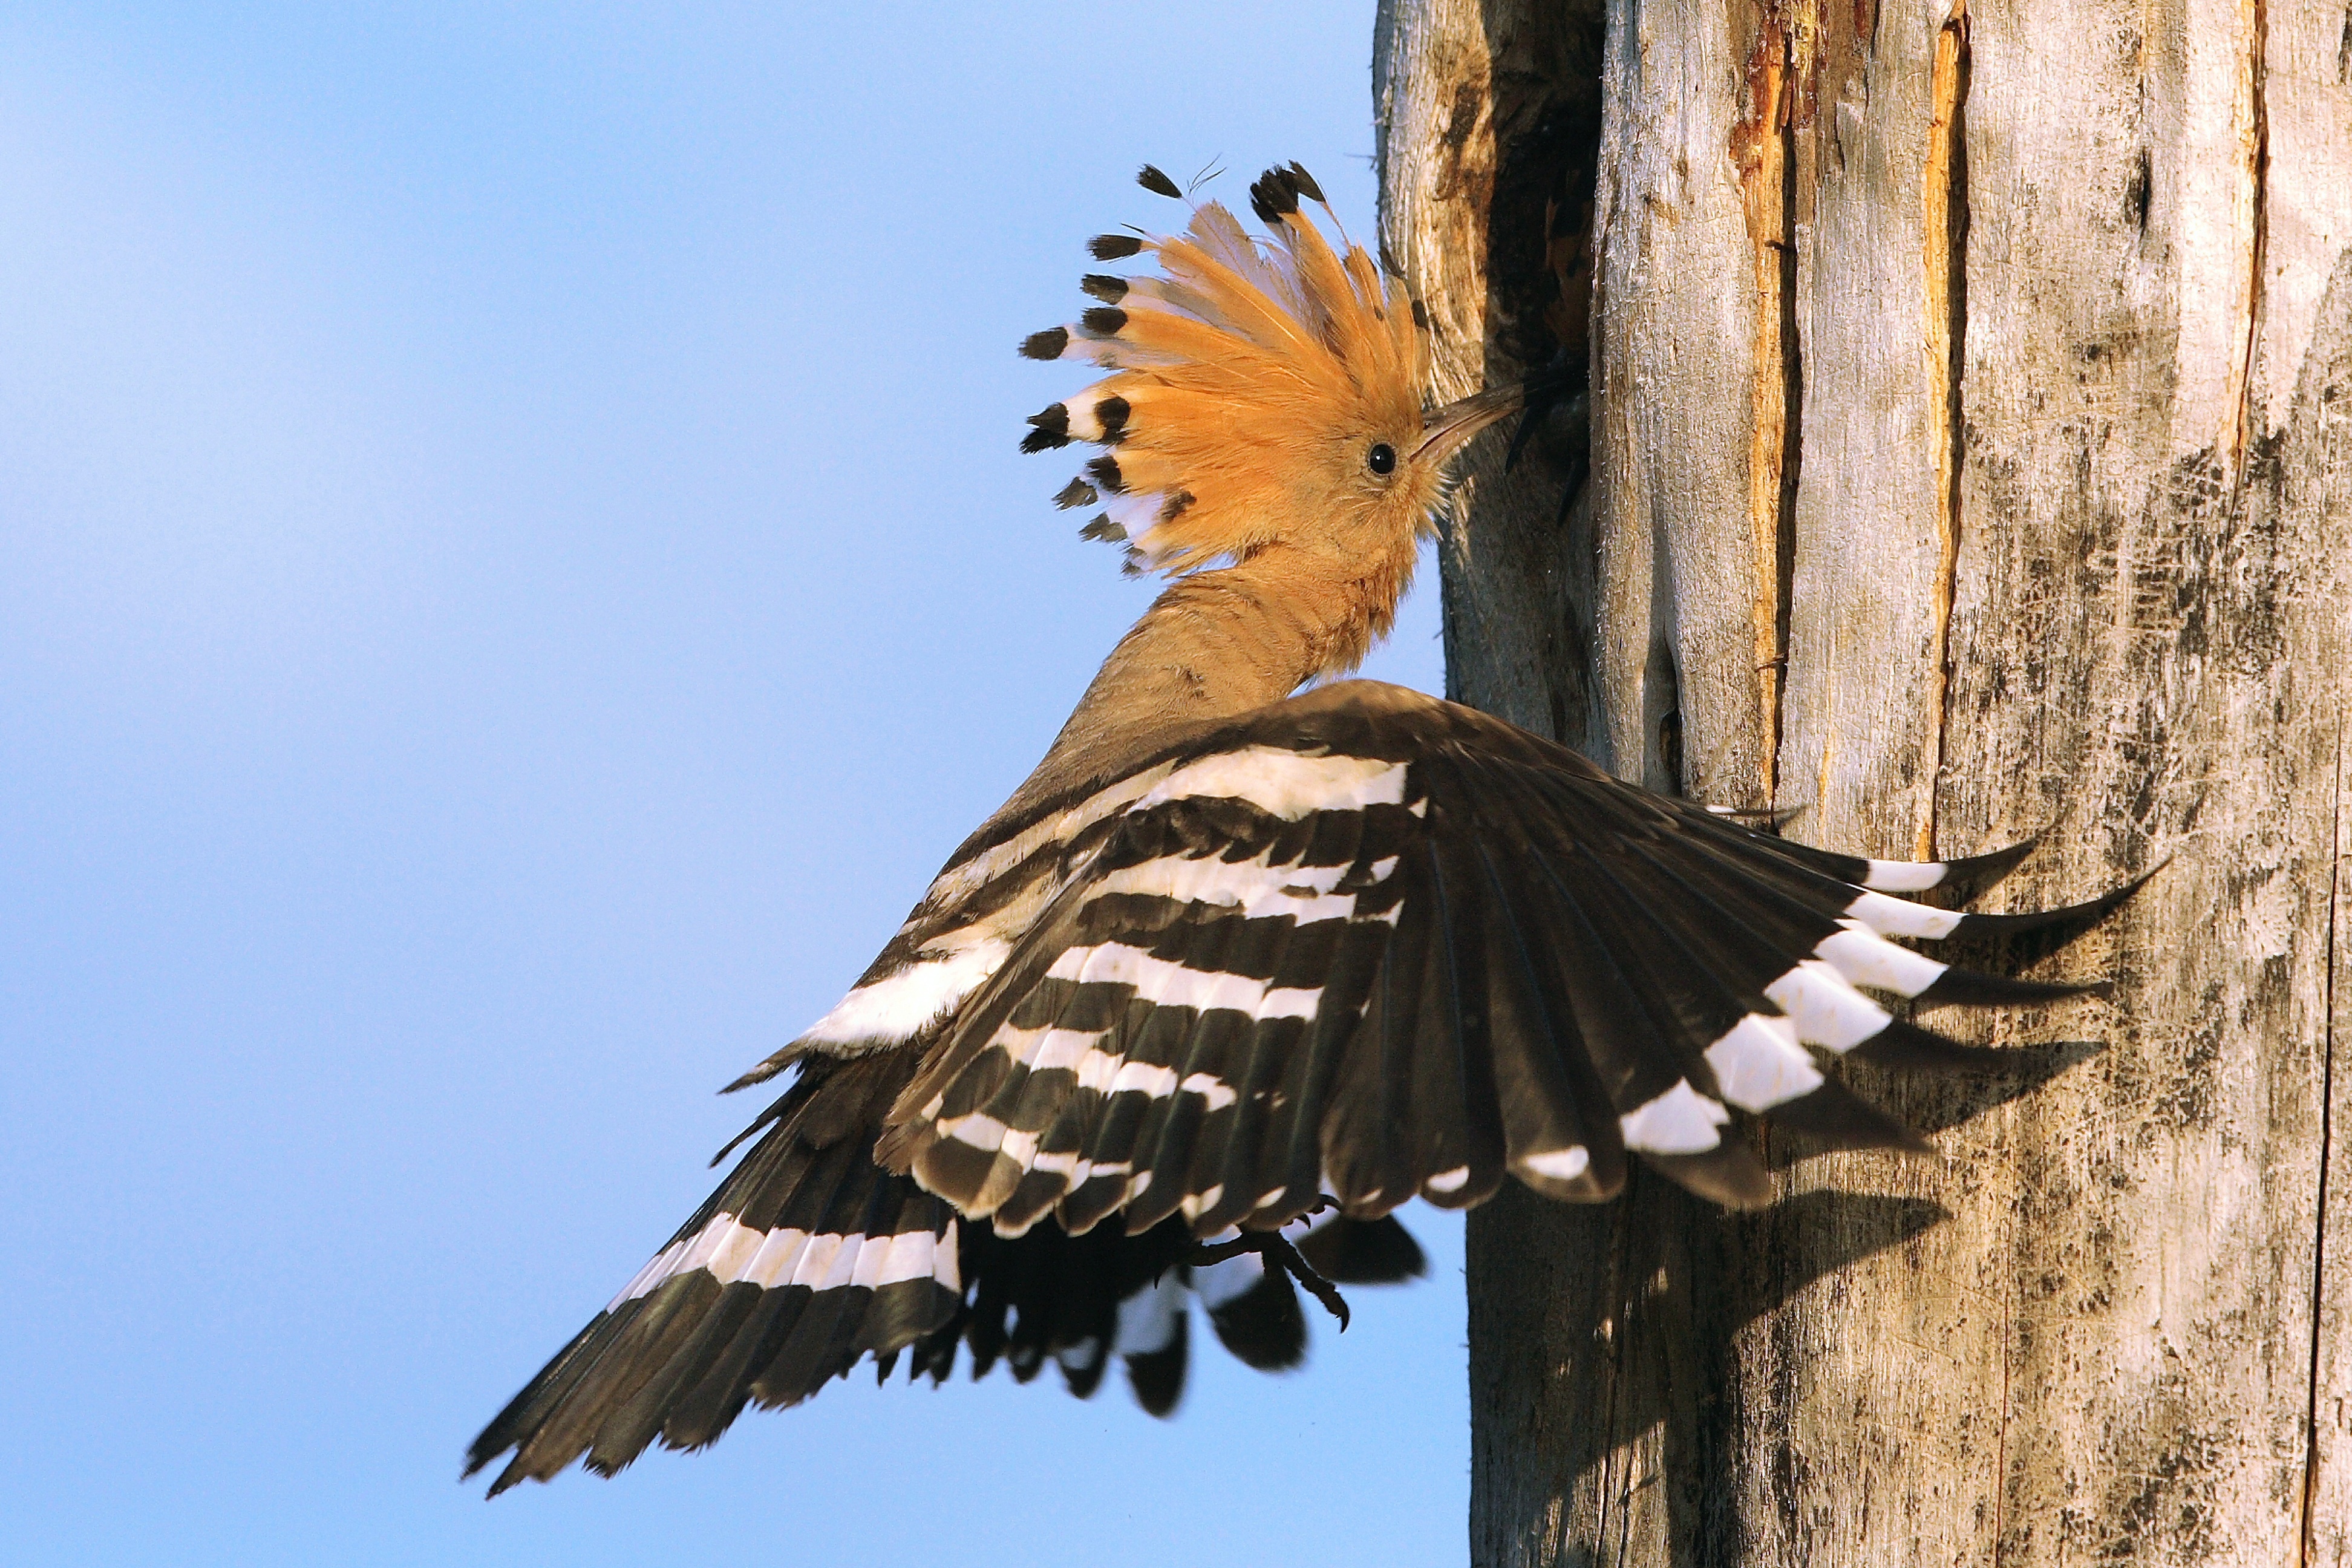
(465, 161, 2140, 1496)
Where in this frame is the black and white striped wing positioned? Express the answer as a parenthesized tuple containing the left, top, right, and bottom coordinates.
(881, 679, 2126, 1236)
(466, 1015, 1433, 1494)
(466, 1053, 959, 1492)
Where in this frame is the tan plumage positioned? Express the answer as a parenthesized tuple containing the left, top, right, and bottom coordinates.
(1004, 163, 1522, 822)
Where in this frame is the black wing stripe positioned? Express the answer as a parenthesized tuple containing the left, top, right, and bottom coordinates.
(1152, 1008, 1269, 1231)
(1549, 844, 1757, 1168)
(1648, 815, 2116, 1006)
(1594, 830, 1868, 1025)
(1108, 918, 1245, 1232)
(743, 1161, 906, 1406)
(1124, 1011, 1240, 1233)
(1661, 809, 2122, 984)
(1602, 827, 2026, 1117)
(924, 806, 1417, 1238)
(1480, 783, 1769, 1203)
(1534, 832, 1775, 1204)
(1191, 1013, 1308, 1233)
(1569, 840, 1829, 1114)
(1445, 832, 1516, 1210)
(471, 1310, 635, 1491)
(1513, 843, 1687, 1141)
(1606, 829, 1906, 1049)
(1297, 1212, 1429, 1282)
(611, 1279, 776, 1457)
(1082, 995, 1206, 1210)
(1604, 819, 2077, 1110)
(1264, 891, 1394, 1220)
(505, 1273, 714, 1487)
(1411, 801, 1508, 1207)
(1466, 834, 1618, 1198)
(1321, 835, 1436, 1214)
(1205, 1261, 1308, 1369)
(1654, 798, 2034, 898)
(1406, 804, 1476, 1203)
(596, 1161, 880, 1462)
(965, 986, 1114, 1232)
(1491, 784, 1798, 1130)
(1633, 822, 2101, 1021)
(1125, 1299, 1189, 1415)
(1210, 909, 1353, 1224)
(1570, 840, 1757, 1059)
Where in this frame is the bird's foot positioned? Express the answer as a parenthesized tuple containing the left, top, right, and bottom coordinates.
(1186, 1214, 1351, 1332)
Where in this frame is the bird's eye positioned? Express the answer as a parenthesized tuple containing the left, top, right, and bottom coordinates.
(1367, 442, 1397, 477)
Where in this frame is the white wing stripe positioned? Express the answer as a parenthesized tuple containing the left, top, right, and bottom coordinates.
(788, 1233, 844, 1290)
(1763, 959, 1895, 1052)
(610, 1238, 691, 1309)
(1702, 1013, 1824, 1111)
(1520, 1146, 1592, 1180)
(1844, 887, 1966, 939)
(1177, 1071, 1238, 1110)
(1862, 857, 1949, 892)
(800, 932, 1013, 1048)
(1814, 922, 1950, 998)
(1044, 942, 1322, 1019)
(932, 760, 1184, 902)
(1085, 849, 1398, 926)
(941, 1111, 1012, 1155)
(743, 1226, 813, 1289)
(1137, 748, 1410, 817)
(816, 1234, 864, 1292)
(612, 1214, 949, 1302)
(1618, 1079, 1731, 1154)
(1106, 1060, 1181, 1098)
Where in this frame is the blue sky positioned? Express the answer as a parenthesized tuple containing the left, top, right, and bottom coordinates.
(1, 5, 1468, 1564)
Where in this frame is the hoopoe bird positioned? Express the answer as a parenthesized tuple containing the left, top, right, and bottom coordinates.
(467, 162, 2136, 1495)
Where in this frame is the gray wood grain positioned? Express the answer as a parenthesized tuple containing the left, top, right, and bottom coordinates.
(1376, 0, 2352, 1560)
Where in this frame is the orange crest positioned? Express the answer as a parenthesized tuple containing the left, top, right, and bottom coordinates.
(1021, 164, 1432, 576)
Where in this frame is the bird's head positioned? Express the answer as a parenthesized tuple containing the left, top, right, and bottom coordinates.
(1019, 163, 1523, 586)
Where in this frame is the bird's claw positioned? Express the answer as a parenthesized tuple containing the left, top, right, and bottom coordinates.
(1185, 1226, 1352, 1332)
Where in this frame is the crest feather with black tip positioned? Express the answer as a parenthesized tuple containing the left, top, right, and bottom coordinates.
(1018, 163, 1433, 579)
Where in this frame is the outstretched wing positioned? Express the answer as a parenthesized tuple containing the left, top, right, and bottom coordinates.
(465, 1053, 956, 1494)
(466, 1045, 1430, 1495)
(881, 679, 2131, 1236)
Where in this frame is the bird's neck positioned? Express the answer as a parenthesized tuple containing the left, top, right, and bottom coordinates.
(991, 540, 1416, 823)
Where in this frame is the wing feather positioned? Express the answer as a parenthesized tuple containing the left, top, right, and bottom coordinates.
(884, 681, 2133, 1241)
(477, 679, 2137, 1491)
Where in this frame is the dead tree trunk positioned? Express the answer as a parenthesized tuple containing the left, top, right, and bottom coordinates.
(1373, 1, 2351, 1561)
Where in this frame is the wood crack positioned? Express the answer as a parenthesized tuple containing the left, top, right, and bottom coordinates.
(2235, 0, 2270, 466)
(1771, 73, 1802, 814)
(2301, 704, 2344, 1567)
(1734, 7, 1803, 806)
(1595, 1184, 1637, 1567)
(1918, 0, 1970, 861)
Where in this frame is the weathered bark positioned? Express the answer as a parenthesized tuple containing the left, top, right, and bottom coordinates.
(1374, 1, 2351, 1561)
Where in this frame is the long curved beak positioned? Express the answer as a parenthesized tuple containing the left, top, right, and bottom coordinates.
(1411, 384, 1530, 465)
